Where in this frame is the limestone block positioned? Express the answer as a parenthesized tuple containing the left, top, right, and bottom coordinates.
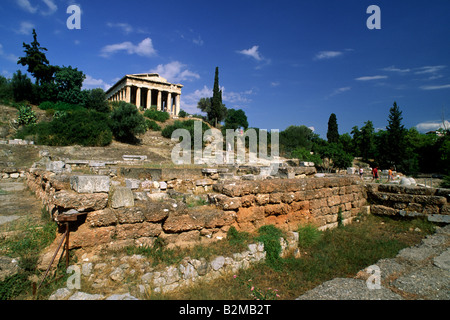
(125, 179, 141, 190)
(370, 205, 398, 216)
(70, 175, 110, 193)
(53, 190, 108, 211)
(109, 186, 134, 208)
(86, 209, 117, 227)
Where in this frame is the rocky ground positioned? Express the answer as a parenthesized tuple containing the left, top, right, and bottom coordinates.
(296, 224, 450, 300)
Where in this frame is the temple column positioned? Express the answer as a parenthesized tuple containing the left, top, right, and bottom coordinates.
(147, 89, 152, 109)
(125, 86, 131, 103)
(136, 87, 141, 107)
(167, 92, 172, 114)
(175, 94, 180, 116)
(157, 91, 162, 111)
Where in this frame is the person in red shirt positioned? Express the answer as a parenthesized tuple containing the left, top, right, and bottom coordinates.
(372, 167, 379, 181)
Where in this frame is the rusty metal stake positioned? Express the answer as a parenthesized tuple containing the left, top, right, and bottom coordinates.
(65, 222, 70, 268)
(36, 226, 68, 292)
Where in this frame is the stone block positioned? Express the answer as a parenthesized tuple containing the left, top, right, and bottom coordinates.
(46, 161, 71, 173)
(122, 155, 147, 161)
(109, 186, 134, 208)
(70, 175, 110, 193)
(125, 179, 141, 190)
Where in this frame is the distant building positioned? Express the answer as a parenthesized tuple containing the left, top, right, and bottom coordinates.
(105, 73, 183, 116)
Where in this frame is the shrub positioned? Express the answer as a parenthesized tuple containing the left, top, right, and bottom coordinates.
(109, 101, 146, 143)
(178, 109, 188, 118)
(17, 105, 37, 126)
(144, 108, 170, 122)
(39, 101, 83, 112)
(38, 101, 55, 110)
(146, 119, 161, 131)
(17, 109, 112, 146)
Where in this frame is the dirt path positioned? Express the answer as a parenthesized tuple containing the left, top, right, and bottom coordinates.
(0, 180, 42, 226)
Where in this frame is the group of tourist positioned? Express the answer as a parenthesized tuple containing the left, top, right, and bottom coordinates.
(358, 166, 394, 182)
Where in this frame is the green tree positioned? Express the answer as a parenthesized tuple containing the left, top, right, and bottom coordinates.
(327, 113, 339, 143)
(223, 108, 248, 131)
(109, 101, 146, 143)
(11, 70, 33, 102)
(84, 88, 109, 113)
(280, 125, 315, 155)
(384, 102, 407, 171)
(316, 142, 353, 171)
(54, 66, 86, 105)
(0, 75, 13, 101)
(197, 97, 211, 114)
(360, 120, 375, 162)
(209, 67, 227, 126)
(351, 125, 362, 156)
(291, 147, 322, 166)
(17, 29, 59, 85)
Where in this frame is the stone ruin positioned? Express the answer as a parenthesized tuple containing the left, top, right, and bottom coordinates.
(25, 156, 325, 251)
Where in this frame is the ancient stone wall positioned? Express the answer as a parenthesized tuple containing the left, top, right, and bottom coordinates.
(210, 176, 367, 232)
(26, 168, 367, 251)
(367, 184, 450, 223)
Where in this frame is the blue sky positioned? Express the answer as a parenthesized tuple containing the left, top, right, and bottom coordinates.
(1, 0, 450, 138)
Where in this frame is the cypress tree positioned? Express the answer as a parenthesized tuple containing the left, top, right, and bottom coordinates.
(210, 67, 227, 127)
(385, 101, 407, 171)
(327, 113, 339, 143)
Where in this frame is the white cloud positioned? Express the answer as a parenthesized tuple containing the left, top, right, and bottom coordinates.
(150, 61, 200, 83)
(355, 75, 388, 81)
(107, 22, 134, 34)
(16, 0, 37, 13)
(41, 0, 57, 15)
(382, 65, 410, 73)
(270, 81, 280, 87)
(17, 21, 35, 35)
(415, 120, 450, 132)
(415, 65, 446, 74)
(420, 84, 450, 90)
(314, 51, 343, 60)
(192, 36, 204, 46)
(222, 88, 254, 105)
(82, 75, 112, 91)
(100, 38, 156, 58)
(180, 85, 212, 114)
(238, 45, 263, 61)
(181, 85, 255, 114)
(329, 86, 351, 97)
(16, 0, 57, 15)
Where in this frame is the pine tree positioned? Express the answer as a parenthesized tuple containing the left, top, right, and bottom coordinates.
(17, 29, 59, 85)
(327, 113, 339, 143)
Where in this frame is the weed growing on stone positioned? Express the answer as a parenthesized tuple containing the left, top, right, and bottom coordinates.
(297, 224, 322, 248)
(255, 225, 285, 271)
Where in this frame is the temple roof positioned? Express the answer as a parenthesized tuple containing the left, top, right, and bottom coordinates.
(105, 73, 183, 95)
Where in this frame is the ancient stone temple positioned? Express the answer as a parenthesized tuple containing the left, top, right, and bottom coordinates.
(105, 73, 183, 116)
